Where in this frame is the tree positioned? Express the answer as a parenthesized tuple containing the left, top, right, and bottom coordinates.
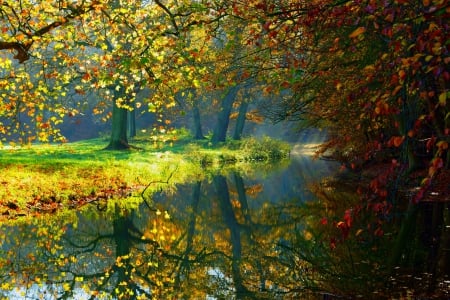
(229, 1, 449, 198)
(1, 0, 226, 149)
(211, 85, 240, 144)
(232, 96, 249, 140)
(0, 1, 97, 63)
(209, 25, 251, 144)
(305, 1, 448, 201)
(0, 1, 100, 144)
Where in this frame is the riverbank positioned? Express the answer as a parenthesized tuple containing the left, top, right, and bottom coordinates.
(0, 134, 290, 221)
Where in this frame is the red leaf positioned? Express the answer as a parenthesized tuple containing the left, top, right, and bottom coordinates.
(344, 209, 352, 227)
(82, 73, 91, 81)
(374, 227, 384, 237)
(426, 136, 436, 152)
(330, 238, 336, 250)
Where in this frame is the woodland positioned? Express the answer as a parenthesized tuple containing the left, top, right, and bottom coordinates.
(1, 0, 448, 171)
(0, 0, 449, 299)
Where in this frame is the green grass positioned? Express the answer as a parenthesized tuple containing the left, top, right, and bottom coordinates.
(0, 131, 290, 221)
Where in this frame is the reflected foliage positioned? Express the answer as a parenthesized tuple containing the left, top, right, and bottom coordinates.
(0, 157, 448, 299)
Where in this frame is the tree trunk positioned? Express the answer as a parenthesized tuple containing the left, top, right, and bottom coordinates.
(192, 102, 205, 140)
(213, 175, 250, 298)
(233, 101, 248, 140)
(128, 108, 136, 138)
(112, 205, 133, 297)
(438, 203, 450, 283)
(175, 181, 202, 289)
(388, 202, 419, 272)
(105, 100, 129, 150)
(406, 138, 422, 173)
(212, 85, 239, 144)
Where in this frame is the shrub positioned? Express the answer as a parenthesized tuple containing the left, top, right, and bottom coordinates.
(239, 136, 290, 161)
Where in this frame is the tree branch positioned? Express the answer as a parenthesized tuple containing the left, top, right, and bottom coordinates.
(0, 41, 31, 62)
(0, 3, 96, 63)
(154, 0, 180, 36)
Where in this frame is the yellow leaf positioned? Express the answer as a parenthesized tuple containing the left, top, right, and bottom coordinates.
(436, 141, 448, 150)
(392, 85, 403, 95)
(364, 64, 375, 72)
(349, 27, 366, 38)
(285, 19, 294, 25)
(54, 42, 65, 50)
(1, 282, 11, 290)
(63, 283, 71, 291)
(193, 79, 200, 88)
(428, 166, 437, 177)
(438, 92, 446, 106)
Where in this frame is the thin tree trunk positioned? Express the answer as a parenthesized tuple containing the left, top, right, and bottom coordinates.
(233, 172, 266, 291)
(388, 202, 419, 272)
(233, 101, 248, 140)
(175, 181, 202, 289)
(437, 203, 450, 282)
(192, 102, 205, 140)
(128, 108, 136, 138)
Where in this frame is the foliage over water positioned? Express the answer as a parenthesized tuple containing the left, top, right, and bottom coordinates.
(1, 149, 448, 299)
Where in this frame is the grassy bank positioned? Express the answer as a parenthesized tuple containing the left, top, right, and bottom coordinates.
(0, 131, 290, 221)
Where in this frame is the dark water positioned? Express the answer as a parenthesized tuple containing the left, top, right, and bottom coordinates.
(1, 155, 449, 299)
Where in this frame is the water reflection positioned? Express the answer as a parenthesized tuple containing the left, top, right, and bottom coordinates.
(1, 156, 448, 299)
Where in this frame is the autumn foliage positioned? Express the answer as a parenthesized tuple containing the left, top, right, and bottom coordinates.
(1, 1, 448, 218)
(313, 0, 449, 202)
(223, 0, 449, 243)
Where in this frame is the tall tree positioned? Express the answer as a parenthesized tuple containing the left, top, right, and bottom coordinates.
(0, 1, 99, 144)
(211, 84, 240, 144)
(1, 0, 226, 148)
(209, 25, 248, 144)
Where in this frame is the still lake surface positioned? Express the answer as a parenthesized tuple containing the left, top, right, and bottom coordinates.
(1, 153, 448, 299)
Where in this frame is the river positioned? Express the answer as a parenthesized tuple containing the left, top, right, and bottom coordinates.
(0, 153, 448, 299)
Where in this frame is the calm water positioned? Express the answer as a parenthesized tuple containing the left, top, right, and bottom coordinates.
(1, 155, 449, 299)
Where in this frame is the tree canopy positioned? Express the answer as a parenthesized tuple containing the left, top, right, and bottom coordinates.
(1, 1, 449, 298)
(1, 0, 449, 202)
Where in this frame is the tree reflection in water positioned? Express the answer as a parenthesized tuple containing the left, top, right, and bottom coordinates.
(0, 158, 449, 299)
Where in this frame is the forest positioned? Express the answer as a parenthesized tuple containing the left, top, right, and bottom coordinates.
(0, 0, 449, 299)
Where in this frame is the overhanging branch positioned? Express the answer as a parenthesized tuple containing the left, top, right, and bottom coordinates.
(0, 3, 97, 63)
